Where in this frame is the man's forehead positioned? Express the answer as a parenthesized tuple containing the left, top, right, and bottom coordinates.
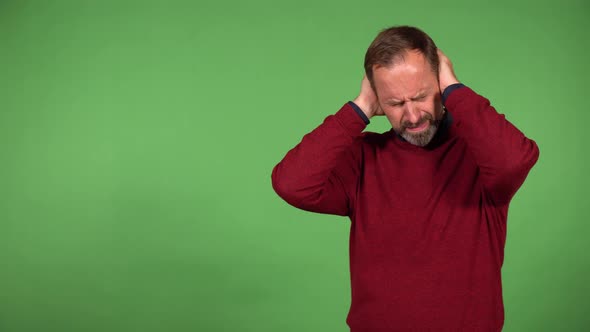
(372, 62, 437, 100)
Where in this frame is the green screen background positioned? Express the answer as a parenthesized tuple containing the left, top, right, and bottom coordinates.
(1, 0, 588, 331)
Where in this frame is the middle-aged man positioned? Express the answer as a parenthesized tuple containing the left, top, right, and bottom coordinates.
(271, 26, 539, 331)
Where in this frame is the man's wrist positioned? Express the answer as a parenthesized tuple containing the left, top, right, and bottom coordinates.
(442, 83, 465, 106)
(348, 101, 371, 125)
(352, 98, 374, 119)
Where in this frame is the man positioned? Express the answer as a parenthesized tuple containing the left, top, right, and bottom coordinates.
(271, 26, 539, 331)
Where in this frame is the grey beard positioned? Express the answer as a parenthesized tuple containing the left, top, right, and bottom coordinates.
(400, 122, 439, 147)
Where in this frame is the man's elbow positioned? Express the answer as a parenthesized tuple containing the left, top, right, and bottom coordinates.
(506, 139, 539, 187)
(271, 166, 290, 202)
(520, 139, 540, 173)
(271, 165, 346, 215)
(488, 140, 540, 203)
(271, 164, 303, 207)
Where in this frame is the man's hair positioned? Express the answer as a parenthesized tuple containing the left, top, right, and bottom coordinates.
(364, 26, 439, 90)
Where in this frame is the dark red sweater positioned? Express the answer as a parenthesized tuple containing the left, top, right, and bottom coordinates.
(271, 86, 539, 331)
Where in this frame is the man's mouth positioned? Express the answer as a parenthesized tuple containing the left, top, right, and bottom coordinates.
(405, 121, 429, 133)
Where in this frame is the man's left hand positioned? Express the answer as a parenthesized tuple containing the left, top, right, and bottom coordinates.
(437, 49, 460, 93)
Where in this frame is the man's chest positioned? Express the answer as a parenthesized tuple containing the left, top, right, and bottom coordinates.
(356, 141, 482, 227)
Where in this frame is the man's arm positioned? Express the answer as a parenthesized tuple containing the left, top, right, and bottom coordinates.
(438, 49, 540, 204)
(271, 104, 365, 216)
(271, 76, 379, 216)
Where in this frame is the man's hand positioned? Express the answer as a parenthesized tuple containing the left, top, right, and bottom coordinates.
(437, 49, 460, 93)
(353, 75, 384, 119)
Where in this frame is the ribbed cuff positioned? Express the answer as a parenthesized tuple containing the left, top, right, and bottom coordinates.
(333, 102, 369, 137)
(442, 83, 466, 106)
(347, 101, 370, 125)
(443, 85, 478, 113)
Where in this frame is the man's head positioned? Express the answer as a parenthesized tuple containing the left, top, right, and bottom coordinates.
(364, 26, 444, 147)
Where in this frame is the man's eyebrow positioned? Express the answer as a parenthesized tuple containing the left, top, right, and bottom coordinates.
(384, 90, 429, 104)
(411, 90, 429, 99)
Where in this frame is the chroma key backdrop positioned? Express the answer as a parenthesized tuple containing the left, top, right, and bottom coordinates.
(0, 0, 588, 331)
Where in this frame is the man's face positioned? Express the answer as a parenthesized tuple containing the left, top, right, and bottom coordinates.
(372, 50, 444, 147)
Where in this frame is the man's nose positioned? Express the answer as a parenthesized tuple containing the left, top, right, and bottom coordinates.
(403, 103, 421, 124)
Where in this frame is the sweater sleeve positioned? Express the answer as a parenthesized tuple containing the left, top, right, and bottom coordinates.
(271, 103, 366, 216)
(445, 86, 540, 204)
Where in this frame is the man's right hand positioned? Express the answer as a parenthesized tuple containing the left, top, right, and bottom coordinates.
(353, 75, 384, 119)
